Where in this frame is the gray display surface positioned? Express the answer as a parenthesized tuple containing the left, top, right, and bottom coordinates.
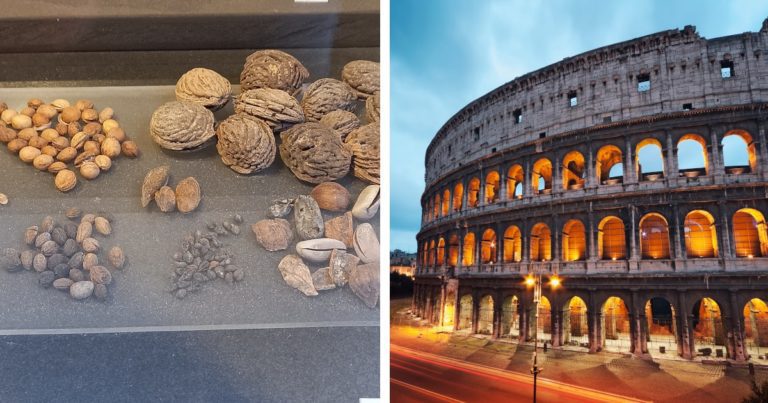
(0, 86, 379, 332)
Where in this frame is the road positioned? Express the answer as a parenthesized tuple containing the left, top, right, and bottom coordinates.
(391, 344, 648, 403)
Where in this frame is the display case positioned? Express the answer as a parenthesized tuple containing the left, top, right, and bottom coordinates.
(0, 1, 380, 401)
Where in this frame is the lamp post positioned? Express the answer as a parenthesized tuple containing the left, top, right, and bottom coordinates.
(525, 271, 560, 403)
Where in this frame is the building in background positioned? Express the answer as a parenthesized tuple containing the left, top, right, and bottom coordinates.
(390, 249, 416, 277)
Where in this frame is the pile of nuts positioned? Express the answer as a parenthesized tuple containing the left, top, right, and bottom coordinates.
(0, 209, 126, 301)
(140, 165, 202, 214)
(0, 99, 140, 192)
(252, 183, 380, 308)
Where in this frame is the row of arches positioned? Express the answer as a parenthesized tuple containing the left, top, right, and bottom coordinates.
(420, 208, 768, 266)
(424, 130, 756, 223)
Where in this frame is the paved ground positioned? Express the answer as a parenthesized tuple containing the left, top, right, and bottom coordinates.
(391, 298, 766, 403)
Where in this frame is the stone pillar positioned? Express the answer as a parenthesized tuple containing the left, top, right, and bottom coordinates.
(439, 284, 447, 327)
(471, 291, 480, 334)
(474, 229, 482, 270)
(478, 168, 486, 207)
(718, 201, 733, 259)
(457, 234, 464, 272)
(587, 211, 597, 261)
(411, 284, 418, 313)
(624, 137, 636, 184)
(586, 143, 597, 188)
(629, 206, 640, 268)
(553, 153, 563, 193)
(709, 126, 722, 176)
(520, 300, 530, 342)
(492, 294, 503, 339)
(757, 121, 768, 177)
(425, 288, 434, 323)
(666, 130, 679, 178)
(461, 178, 469, 211)
(453, 290, 461, 331)
(728, 291, 748, 361)
(522, 221, 530, 264)
(551, 302, 563, 347)
(677, 292, 694, 359)
(672, 204, 685, 261)
(552, 214, 561, 263)
(523, 159, 532, 197)
(499, 168, 508, 202)
(630, 291, 646, 356)
(588, 296, 602, 353)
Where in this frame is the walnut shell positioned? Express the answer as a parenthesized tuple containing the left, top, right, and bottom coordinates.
(365, 92, 380, 123)
(344, 123, 380, 184)
(300, 78, 357, 122)
(149, 101, 215, 151)
(240, 50, 309, 95)
(175, 68, 232, 111)
(175, 177, 201, 214)
(279, 122, 351, 184)
(319, 109, 360, 141)
(215, 113, 276, 174)
(342, 60, 380, 99)
(234, 88, 304, 131)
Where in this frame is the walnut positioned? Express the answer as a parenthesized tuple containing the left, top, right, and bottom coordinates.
(319, 109, 360, 141)
(234, 88, 304, 131)
(175, 68, 232, 111)
(215, 114, 276, 174)
(240, 50, 309, 95)
(345, 123, 380, 184)
(300, 78, 356, 122)
(341, 60, 380, 99)
(279, 122, 351, 184)
(365, 92, 380, 123)
(150, 101, 215, 151)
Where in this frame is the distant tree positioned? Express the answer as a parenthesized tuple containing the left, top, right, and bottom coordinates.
(390, 272, 413, 298)
(743, 379, 768, 403)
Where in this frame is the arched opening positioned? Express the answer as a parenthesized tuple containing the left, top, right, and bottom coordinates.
(692, 297, 726, 358)
(530, 223, 552, 262)
(562, 151, 586, 190)
(602, 297, 630, 353)
(733, 208, 768, 258)
(501, 295, 521, 340)
(640, 213, 670, 259)
(562, 219, 586, 261)
(443, 289, 456, 327)
(598, 216, 626, 260)
(428, 240, 436, 266)
(457, 294, 473, 331)
(436, 238, 445, 266)
(684, 210, 718, 258)
(563, 296, 589, 348)
(421, 242, 429, 267)
(744, 298, 768, 359)
(645, 297, 677, 357)
(447, 235, 459, 267)
(468, 177, 480, 208)
(532, 158, 553, 195)
(596, 145, 623, 185)
(430, 292, 440, 324)
(485, 171, 500, 204)
(507, 165, 524, 199)
(723, 129, 757, 174)
(503, 225, 522, 263)
(529, 296, 552, 342)
(442, 189, 451, 216)
(478, 295, 494, 335)
(462, 232, 476, 266)
(636, 138, 665, 181)
(433, 194, 441, 219)
(481, 228, 497, 264)
(453, 182, 464, 212)
(677, 134, 709, 177)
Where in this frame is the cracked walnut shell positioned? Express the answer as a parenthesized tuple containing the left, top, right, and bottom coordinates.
(175, 68, 232, 111)
(215, 114, 276, 174)
(150, 101, 215, 151)
(279, 122, 351, 184)
(342, 60, 380, 99)
(240, 50, 309, 95)
(345, 123, 380, 184)
(300, 78, 357, 122)
(235, 88, 304, 131)
(365, 92, 380, 123)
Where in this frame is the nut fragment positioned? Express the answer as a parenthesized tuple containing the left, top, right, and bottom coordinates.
(175, 177, 201, 214)
(54, 169, 77, 192)
(325, 212, 354, 247)
(150, 101, 216, 151)
(310, 182, 350, 212)
(342, 60, 381, 99)
(251, 218, 293, 251)
(279, 122, 352, 183)
(349, 262, 379, 308)
(89, 265, 112, 285)
(240, 49, 309, 95)
(235, 88, 305, 131)
(311, 268, 336, 291)
(277, 254, 317, 296)
(345, 123, 380, 184)
(329, 249, 359, 287)
(352, 185, 380, 220)
(0, 126, 17, 143)
(296, 238, 346, 262)
(366, 92, 380, 123)
(300, 78, 357, 121)
(141, 165, 170, 207)
(175, 68, 232, 110)
(293, 195, 324, 240)
(154, 186, 176, 212)
(353, 223, 380, 264)
(215, 113, 275, 174)
(108, 246, 125, 269)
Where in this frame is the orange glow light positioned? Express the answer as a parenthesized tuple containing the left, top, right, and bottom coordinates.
(525, 275, 535, 287)
(550, 276, 561, 288)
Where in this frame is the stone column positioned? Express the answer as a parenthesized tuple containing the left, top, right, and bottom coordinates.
(457, 234, 464, 272)
(677, 292, 694, 359)
(757, 121, 768, 177)
(672, 204, 685, 261)
(629, 290, 646, 356)
(553, 153, 563, 193)
(588, 295, 601, 353)
(551, 302, 563, 347)
(478, 167, 486, 207)
(624, 137, 636, 184)
(708, 126, 722, 176)
(666, 130, 679, 178)
(499, 168, 508, 202)
(461, 178, 469, 211)
(520, 300, 530, 342)
(522, 220, 530, 264)
(728, 291, 748, 361)
(471, 291, 480, 334)
(629, 206, 640, 264)
(425, 288, 434, 324)
(587, 211, 597, 261)
(586, 143, 597, 188)
(523, 159, 532, 197)
(493, 293, 503, 339)
(552, 214, 561, 263)
(438, 283, 447, 327)
(718, 201, 733, 259)
(453, 289, 461, 331)
(475, 229, 482, 270)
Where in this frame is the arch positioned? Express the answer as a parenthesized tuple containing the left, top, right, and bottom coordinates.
(597, 216, 626, 260)
(503, 225, 522, 263)
(640, 213, 670, 259)
(684, 210, 718, 258)
(596, 144, 623, 184)
(645, 297, 677, 357)
(501, 295, 521, 339)
(421, 242, 428, 267)
(481, 229, 497, 264)
(443, 288, 456, 327)
(462, 232, 476, 266)
(532, 296, 552, 340)
(636, 138, 665, 180)
(691, 297, 726, 358)
(744, 298, 768, 358)
(601, 296, 630, 353)
(532, 158, 552, 194)
(478, 295, 494, 335)
(468, 177, 480, 208)
(433, 193, 441, 219)
(530, 223, 552, 261)
(677, 134, 709, 176)
(562, 219, 586, 261)
(428, 240, 436, 266)
(485, 170, 500, 204)
(723, 129, 758, 174)
(447, 234, 459, 267)
(453, 182, 464, 212)
(563, 296, 588, 347)
(562, 150, 586, 190)
(507, 164, 524, 199)
(458, 294, 473, 331)
(436, 237, 446, 266)
(442, 189, 451, 216)
(733, 208, 768, 258)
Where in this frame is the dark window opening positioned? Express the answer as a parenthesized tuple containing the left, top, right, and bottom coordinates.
(491, 147, 497, 153)
(721, 60, 734, 78)
(513, 109, 523, 124)
(448, 145, 452, 154)
(637, 73, 651, 92)
(539, 132, 546, 139)
(682, 103, 693, 111)
(568, 91, 578, 107)
(603, 116, 612, 123)
(474, 127, 480, 141)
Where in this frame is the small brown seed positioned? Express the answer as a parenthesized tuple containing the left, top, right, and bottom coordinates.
(175, 177, 201, 214)
(60, 106, 81, 123)
(310, 182, 350, 212)
(81, 108, 98, 121)
(141, 165, 170, 207)
(76, 221, 92, 243)
(47, 161, 68, 174)
(32, 154, 53, 171)
(94, 216, 111, 235)
(75, 99, 93, 111)
(79, 161, 100, 180)
(154, 186, 176, 213)
(94, 155, 112, 171)
(121, 140, 140, 158)
(11, 114, 32, 129)
(65, 208, 81, 219)
(100, 137, 121, 158)
(108, 246, 125, 269)
(83, 253, 98, 271)
(55, 169, 77, 192)
(98, 107, 114, 123)
(19, 146, 41, 163)
(7, 138, 27, 153)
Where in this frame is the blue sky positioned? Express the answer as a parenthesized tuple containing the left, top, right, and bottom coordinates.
(390, 0, 768, 252)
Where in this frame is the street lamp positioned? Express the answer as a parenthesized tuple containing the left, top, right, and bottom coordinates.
(525, 271, 561, 403)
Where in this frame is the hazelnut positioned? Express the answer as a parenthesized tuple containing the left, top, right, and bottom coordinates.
(106, 127, 125, 142)
(17, 128, 37, 141)
(56, 147, 77, 162)
(40, 145, 58, 156)
(81, 108, 98, 121)
(60, 106, 81, 123)
(11, 114, 32, 129)
(7, 139, 27, 153)
(47, 161, 67, 174)
(121, 140, 140, 158)
(94, 155, 112, 171)
(79, 161, 100, 180)
(51, 99, 70, 111)
(0, 109, 17, 124)
(100, 137, 121, 158)
(40, 128, 59, 141)
(98, 107, 114, 123)
(32, 154, 54, 170)
(19, 146, 41, 163)
(55, 169, 77, 192)
(75, 99, 93, 111)
(102, 119, 119, 134)
(36, 104, 57, 119)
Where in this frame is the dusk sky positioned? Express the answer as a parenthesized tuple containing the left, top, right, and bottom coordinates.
(390, 0, 768, 252)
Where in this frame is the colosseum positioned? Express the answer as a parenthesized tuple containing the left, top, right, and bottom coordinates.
(413, 20, 768, 362)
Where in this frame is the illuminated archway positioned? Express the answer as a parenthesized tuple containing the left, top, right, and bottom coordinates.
(692, 297, 726, 357)
(421, 242, 428, 267)
(485, 170, 500, 204)
(447, 235, 459, 267)
(598, 216, 626, 260)
(684, 210, 718, 258)
(453, 182, 464, 212)
(530, 296, 552, 340)
(562, 219, 586, 261)
(640, 213, 670, 259)
(462, 232, 476, 266)
(468, 177, 480, 208)
(636, 138, 665, 180)
(442, 189, 451, 216)
(481, 228, 497, 264)
(436, 237, 445, 266)
(428, 240, 436, 266)
(478, 295, 494, 335)
(532, 158, 552, 194)
(530, 223, 552, 261)
(723, 129, 757, 174)
(443, 289, 456, 327)
(507, 164, 524, 199)
(733, 208, 768, 258)
(563, 296, 588, 346)
(434, 194, 442, 219)
(501, 296, 520, 339)
(677, 134, 709, 176)
(562, 151, 586, 190)
(503, 225, 522, 263)
(458, 294, 473, 331)
(645, 297, 677, 356)
(601, 296, 630, 352)
(744, 298, 768, 357)
(596, 145, 623, 184)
